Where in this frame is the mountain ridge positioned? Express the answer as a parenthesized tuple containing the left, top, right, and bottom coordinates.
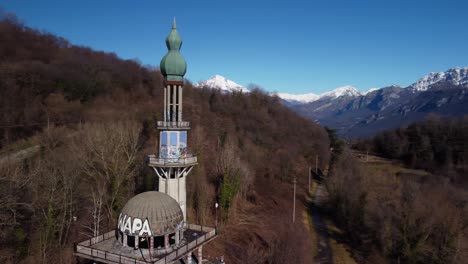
(195, 67, 468, 138)
(194, 67, 468, 104)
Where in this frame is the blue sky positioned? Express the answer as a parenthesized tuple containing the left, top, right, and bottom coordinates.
(1, 0, 467, 94)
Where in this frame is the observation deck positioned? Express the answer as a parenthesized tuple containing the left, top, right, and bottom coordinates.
(74, 224, 216, 264)
(157, 121, 190, 130)
(147, 154, 198, 167)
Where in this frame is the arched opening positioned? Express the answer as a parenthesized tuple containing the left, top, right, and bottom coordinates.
(154, 235, 165, 248)
(169, 233, 176, 245)
(127, 235, 135, 248)
(138, 237, 149, 248)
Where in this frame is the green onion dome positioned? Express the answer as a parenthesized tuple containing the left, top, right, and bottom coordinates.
(160, 18, 187, 82)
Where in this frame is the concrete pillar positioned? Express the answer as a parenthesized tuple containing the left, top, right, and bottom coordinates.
(177, 169, 180, 202)
(175, 230, 180, 245)
(172, 84, 177, 121)
(166, 169, 169, 190)
(187, 252, 192, 264)
(123, 234, 128, 247)
(164, 234, 169, 249)
(164, 87, 167, 122)
(166, 85, 171, 122)
(135, 235, 139, 249)
(149, 237, 154, 257)
(198, 246, 203, 263)
(178, 85, 183, 121)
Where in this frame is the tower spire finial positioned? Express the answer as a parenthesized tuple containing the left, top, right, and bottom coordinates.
(160, 18, 186, 81)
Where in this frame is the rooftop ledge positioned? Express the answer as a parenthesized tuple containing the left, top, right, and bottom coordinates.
(147, 155, 197, 167)
(157, 121, 190, 130)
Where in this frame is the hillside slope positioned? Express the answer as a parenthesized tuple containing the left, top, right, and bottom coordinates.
(0, 16, 330, 263)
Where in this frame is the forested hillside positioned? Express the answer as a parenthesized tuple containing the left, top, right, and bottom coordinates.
(0, 14, 159, 145)
(354, 115, 468, 185)
(0, 16, 330, 263)
(323, 117, 468, 264)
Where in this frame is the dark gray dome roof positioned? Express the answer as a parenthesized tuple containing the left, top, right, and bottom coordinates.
(120, 191, 183, 236)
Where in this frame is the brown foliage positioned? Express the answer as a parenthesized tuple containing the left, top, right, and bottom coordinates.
(326, 149, 468, 264)
(0, 14, 331, 263)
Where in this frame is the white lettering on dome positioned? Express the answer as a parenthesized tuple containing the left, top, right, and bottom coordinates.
(117, 213, 125, 230)
(117, 213, 153, 236)
(139, 219, 152, 236)
(132, 218, 142, 233)
(123, 216, 132, 233)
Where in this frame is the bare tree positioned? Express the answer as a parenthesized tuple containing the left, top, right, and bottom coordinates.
(74, 120, 141, 236)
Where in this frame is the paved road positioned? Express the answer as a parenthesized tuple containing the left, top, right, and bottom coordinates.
(311, 183, 334, 264)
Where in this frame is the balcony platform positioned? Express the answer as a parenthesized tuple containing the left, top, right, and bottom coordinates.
(147, 155, 197, 167)
(74, 224, 217, 264)
(157, 121, 190, 130)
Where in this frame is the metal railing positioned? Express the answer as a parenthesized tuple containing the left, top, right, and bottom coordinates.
(74, 225, 217, 264)
(75, 230, 148, 264)
(157, 121, 190, 128)
(154, 225, 217, 264)
(147, 155, 197, 166)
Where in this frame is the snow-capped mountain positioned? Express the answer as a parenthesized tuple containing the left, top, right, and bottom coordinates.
(277, 85, 361, 104)
(275, 93, 319, 104)
(319, 85, 361, 99)
(195, 75, 362, 103)
(363, 88, 379, 95)
(409, 67, 468, 92)
(289, 67, 468, 138)
(195, 67, 468, 138)
(194, 75, 250, 93)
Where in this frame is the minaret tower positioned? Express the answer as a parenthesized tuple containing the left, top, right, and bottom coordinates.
(148, 18, 197, 221)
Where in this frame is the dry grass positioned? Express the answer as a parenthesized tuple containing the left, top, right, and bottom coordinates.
(363, 162, 429, 176)
(325, 219, 358, 264)
(0, 136, 38, 155)
(353, 151, 429, 177)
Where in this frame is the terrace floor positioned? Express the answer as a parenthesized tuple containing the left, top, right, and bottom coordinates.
(75, 224, 216, 264)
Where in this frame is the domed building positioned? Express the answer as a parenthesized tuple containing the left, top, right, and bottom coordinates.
(74, 19, 217, 264)
(116, 192, 184, 251)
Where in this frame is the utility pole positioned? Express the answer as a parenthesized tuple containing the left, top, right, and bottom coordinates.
(215, 202, 219, 228)
(47, 112, 50, 136)
(292, 177, 296, 223)
(315, 155, 318, 175)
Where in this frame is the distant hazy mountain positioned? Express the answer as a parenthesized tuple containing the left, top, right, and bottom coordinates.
(194, 75, 250, 93)
(276, 85, 361, 105)
(194, 68, 468, 138)
(275, 93, 320, 105)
